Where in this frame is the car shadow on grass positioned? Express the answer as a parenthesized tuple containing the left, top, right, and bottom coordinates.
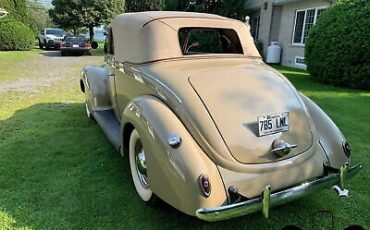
(0, 102, 284, 229)
(0, 102, 367, 229)
(37, 49, 104, 57)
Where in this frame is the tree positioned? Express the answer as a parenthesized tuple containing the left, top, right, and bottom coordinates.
(26, 1, 53, 33)
(49, 0, 124, 41)
(0, 0, 28, 23)
(0, 0, 47, 34)
(123, 0, 246, 20)
(125, 0, 163, 12)
(163, 0, 246, 20)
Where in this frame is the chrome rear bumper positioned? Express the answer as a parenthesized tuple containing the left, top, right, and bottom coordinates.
(196, 163, 361, 222)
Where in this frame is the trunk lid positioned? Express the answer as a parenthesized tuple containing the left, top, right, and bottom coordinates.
(189, 66, 313, 164)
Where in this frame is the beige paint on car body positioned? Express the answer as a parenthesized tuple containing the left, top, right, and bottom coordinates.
(80, 11, 360, 220)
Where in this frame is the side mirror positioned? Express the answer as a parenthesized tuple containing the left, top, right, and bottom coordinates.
(91, 41, 98, 49)
(104, 32, 108, 36)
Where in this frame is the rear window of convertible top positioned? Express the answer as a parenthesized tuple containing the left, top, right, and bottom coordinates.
(178, 28, 243, 55)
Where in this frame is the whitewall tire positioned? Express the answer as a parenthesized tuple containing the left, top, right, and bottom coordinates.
(129, 129, 154, 202)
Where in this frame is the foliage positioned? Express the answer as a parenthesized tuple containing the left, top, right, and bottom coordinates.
(26, 1, 53, 33)
(0, 19, 34, 50)
(0, 0, 27, 23)
(305, 0, 370, 90)
(0, 0, 51, 34)
(125, 0, 163, 12)
(164, 0, 246, 20)
(124, 0, 246, 20)
(49, 0, 124, 40)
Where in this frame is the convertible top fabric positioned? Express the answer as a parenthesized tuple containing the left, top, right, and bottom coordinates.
(112, 11, 261, 64)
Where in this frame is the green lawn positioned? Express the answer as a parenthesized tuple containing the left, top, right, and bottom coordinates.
(0, 52, 369, 229)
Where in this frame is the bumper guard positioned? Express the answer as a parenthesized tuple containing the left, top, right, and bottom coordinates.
(196, 163, 361, 222)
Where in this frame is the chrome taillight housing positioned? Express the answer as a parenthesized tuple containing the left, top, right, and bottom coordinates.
(199, 174, 211, 197)
(342, 141, 351, 158)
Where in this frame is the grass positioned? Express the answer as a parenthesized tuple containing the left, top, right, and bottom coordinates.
(0, 49, 40, 82)
(0, 52, 369, 229)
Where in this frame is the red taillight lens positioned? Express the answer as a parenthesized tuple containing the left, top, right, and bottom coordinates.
(84, 42, 91, 48)
(342, 141, 351, 158)
(199, 174, 211, 197)
(61, 43, 66, 48)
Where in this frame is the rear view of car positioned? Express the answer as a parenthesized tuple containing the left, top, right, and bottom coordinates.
(60, 35, 92, 56)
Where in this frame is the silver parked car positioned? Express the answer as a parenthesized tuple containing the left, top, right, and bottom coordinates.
(38, 28, 65, 49)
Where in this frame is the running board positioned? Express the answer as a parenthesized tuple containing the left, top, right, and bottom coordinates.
(93, 110, 121, 150)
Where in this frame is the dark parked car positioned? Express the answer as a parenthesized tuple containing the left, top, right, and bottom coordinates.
(60, 35, 92, 56)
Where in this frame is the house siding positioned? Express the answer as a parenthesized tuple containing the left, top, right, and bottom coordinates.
(270, 5, 282, 42)
(245, 0, 332, 69)
(278, 0, 330, 68)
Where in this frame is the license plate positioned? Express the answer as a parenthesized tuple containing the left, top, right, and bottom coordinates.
(258, 112, 289, 137)
(73, 44, 79, 48)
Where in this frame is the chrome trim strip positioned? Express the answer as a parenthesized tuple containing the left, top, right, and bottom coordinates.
(196, 164, 362, 222)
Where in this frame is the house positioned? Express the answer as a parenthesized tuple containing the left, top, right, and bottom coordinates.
(245, 0, 335, 69)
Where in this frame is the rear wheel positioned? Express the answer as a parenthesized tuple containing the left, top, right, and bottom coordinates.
(129, 129, 156, 204)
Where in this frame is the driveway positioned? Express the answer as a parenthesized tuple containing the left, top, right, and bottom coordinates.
(0, 50, 103, 94)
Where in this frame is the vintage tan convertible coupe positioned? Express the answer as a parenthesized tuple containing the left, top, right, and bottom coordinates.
(80, 11, 361, 221)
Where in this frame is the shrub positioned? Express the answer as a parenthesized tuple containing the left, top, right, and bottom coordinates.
(0, 19, 34, 51)
(305, 0, 370, 90)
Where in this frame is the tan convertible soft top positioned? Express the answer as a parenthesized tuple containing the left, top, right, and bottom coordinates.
(112, 11, 261, 64)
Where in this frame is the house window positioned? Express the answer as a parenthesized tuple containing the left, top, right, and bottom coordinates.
(294, 56, 306, 68)
(292, 7, 326, 45)
(250, 16, 260, 41)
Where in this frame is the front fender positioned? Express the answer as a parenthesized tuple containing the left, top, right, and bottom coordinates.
(300, 94, 349, 168)
(81, 65, 111, 111)
(121, 95, 227, 216)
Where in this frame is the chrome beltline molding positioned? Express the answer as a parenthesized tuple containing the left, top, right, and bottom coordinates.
(196, 163, 362, 222)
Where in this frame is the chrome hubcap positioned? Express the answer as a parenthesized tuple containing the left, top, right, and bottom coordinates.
(135, 141, 148, 188)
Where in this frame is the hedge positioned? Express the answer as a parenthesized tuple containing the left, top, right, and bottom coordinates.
(0, 19, 34, 51)
(305, 0, 370, 90)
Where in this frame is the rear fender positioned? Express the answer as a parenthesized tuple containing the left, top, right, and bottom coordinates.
(300, 94, 349, 168)
(121, 95, 227, 216)
(81, 65, 111, 111)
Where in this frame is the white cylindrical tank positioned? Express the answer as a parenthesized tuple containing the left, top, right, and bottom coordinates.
(266, 42, 281, 64)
